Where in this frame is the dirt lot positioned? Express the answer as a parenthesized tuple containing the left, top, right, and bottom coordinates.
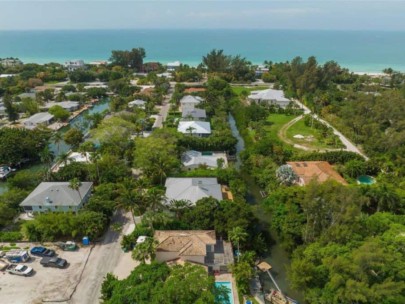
(0, 244, 92, 304)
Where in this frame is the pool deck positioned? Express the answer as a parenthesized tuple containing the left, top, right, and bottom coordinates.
(215, 273, 240, 304)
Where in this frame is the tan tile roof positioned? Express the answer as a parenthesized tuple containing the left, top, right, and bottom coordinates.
(154, 230, 216, 256)
(184, 88, 206, 93)
(287, 161, 347, 185)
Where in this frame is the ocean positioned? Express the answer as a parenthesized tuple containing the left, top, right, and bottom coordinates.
(1, 29, 405, 73)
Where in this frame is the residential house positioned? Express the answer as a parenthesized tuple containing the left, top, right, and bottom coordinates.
(23, 112, 54, 129)
(164, 177, 223, 205)
(154, 230, 234, 273)
(180, 95, 203, 112)
(286, 161, 347, 186)
(166, 61, 181, 71)
(18, 92, 36, 100)
(177, 121, 211, 137)
(128, 99, 146, 109)
(182, 150, 227, 170)
(0, 58, 23, 67)
(248, 89, 291, 108)
(255, 65, 269, 77)
(65, 60, 85, 71)
(181, 108, 207, 121)
(43, 101, 80, 112)
(20, 182, 93, 213)
(51, 152, 92, 172)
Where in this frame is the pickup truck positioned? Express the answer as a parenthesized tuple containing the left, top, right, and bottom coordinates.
(40, 257, 67, 268)
(6, 264, 33, 276)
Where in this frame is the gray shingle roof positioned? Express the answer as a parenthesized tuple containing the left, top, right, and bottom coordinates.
(180, 95, 203, 105)
(248, 89, 290, 102)
(165, 178, 222, 205)
(181, 108, 207, 119)
(20, 182, 93, 207)
(177, 121, 211, 134)
(24, 112, 54, 124)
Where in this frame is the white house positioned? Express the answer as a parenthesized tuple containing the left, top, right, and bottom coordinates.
(20, 182, 93, 213)
(180, 95, 203, 112)
(181, 108, 207, 121)
(165, 177, 223, 205)
(23, 112, 54, 129)
(128, 99, 146, 109)
(166, 61, 181, 71)
(181, 150, 227, 170)
(65, 60, 85, 72)
(43, 101, 80, 112)
(177, 121, 211, 137)
(248, 89, 291, 108)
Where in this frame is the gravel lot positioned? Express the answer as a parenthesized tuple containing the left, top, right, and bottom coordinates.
(0, 244, 91, 304)
(0, 211, 136, 304)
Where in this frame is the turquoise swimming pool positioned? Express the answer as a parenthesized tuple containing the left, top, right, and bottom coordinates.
(215, 281, 234, 304)
(357, 175, 376, 185)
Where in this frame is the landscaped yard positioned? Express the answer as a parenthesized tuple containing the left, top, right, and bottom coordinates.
(285, 117, 343, 150)
(265, 113, 298, 141)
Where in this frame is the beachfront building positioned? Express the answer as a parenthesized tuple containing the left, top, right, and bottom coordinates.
(166, 61, 181, 71)
(65, 60, 85, 72)
(181, 150, 228, 170)
(181, 108, 207, 121)
(0, 58, 23, 67)
(128, 99, 146, 109)
(180, 95, 203, 112)
(43, 101, 80, 112)
(248, 89, 291, 108)
(154, 230, 234, 273)
(177, 121, 211, 137)
(164, 177, 224, 205)
(20, 182, 93, 213)
(279, 161, 347, 186)
(23, 112, 54, 129)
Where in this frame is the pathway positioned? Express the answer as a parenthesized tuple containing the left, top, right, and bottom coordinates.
(154, 84, 173, 128)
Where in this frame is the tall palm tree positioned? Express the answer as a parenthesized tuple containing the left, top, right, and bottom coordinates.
(69, 178, 83, 201)
(146, 187, 166, 211)
(57, 151, 71, 167)
(168, 199, 192, 220)
(142, 211, 171, 230)
(229, 226, 248, 262)
(131, 237, 158, 264)
(186, 126, 196, 136)
(89, 151, 101, 183)
(52, 132, 63, 155)
(39, 146, 54, 181)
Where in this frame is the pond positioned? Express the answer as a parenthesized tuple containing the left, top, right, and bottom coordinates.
(228, 113, 304, 303)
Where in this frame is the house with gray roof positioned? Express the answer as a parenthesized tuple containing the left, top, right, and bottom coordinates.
(20, 182, 93, 213)
(181, 108, 207, 121)
(165, 177, 223, 205)
(128, 99, 146, 109)
(182, 150, 227, 170)
(43, 101, 80, 112)
(177, 121, 211, 137)
(180, 95, 203, 112)
(23, 112, 54, 129)
(248, 89, 291, 108)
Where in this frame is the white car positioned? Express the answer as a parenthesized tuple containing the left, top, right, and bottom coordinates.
(6, 264, 34, 276)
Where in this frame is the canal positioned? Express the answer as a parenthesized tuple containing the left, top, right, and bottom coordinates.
(228, 114, 304, 302)
(0, 99, 110, 195)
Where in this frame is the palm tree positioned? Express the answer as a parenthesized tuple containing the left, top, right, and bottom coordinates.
(186, 126, 196, 136)
(142, 211, 171, 230)
(39, 146, 54, 181)
(52, 132, 63, 155)
(89, 151, 101, 183)
(131, 237, 158, 264)
(146, 187, 166, 211)
(69, 178, 83, 201)
(168, 199, 192, 220)
(229, 226, 248, 262)
(57, 151, 71, 167)
(115, 178, 139, 224)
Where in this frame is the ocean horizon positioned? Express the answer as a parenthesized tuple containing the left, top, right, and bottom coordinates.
(1, 29, 405, 73)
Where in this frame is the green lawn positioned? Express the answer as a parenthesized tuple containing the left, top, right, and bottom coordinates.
(285, 118, 341, 149)
(265, 113, 297, 141)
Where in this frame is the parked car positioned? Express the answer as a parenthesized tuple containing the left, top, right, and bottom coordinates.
(30, 247, 55, 257)
(55, 241, 77, 251)
(40, 257, 67, 268)
(6, 263, 33, 276)
(5, 250, 30, 263)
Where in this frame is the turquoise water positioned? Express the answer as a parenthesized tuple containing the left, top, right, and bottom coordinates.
(357, 175, 376, 185)
(215, 281, 234, 304)
(1, 29, 405, 72)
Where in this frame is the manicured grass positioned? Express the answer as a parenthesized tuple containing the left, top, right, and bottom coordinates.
(232, 86, 268, 96)
(264, 113, 297, 141)
(285, 118, 340, 149)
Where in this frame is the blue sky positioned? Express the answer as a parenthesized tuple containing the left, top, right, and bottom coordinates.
(1, 1, 405, 31)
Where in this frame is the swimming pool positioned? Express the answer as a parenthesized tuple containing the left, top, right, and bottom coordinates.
(215, 281, 234, 304)
(357, 175, 376, 185)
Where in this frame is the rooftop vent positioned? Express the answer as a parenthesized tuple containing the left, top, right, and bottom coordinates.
(45, 197, 52, 204)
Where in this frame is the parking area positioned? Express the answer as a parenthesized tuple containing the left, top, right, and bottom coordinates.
(0, 243, 92, 304)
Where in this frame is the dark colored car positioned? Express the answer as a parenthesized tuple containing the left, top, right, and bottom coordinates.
(40, 257, 67, 268)
(30, 247, 55, 257)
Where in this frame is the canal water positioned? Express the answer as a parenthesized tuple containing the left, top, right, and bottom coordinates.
(228, 114, 304, 302)
(0, 99, 110, 195)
